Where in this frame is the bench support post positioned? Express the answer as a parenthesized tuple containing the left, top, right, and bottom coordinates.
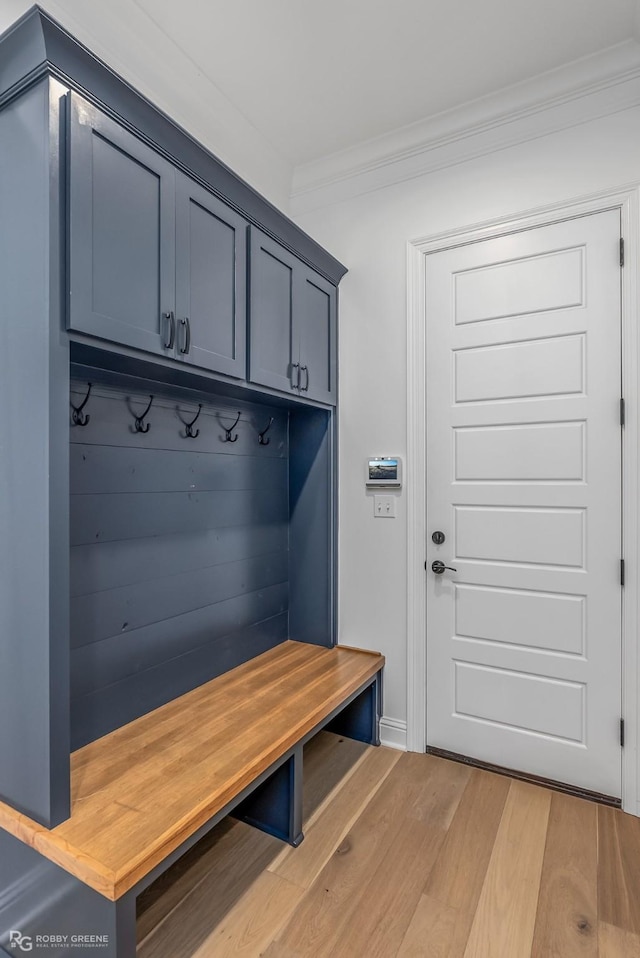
(232, 744, 304, 847)
(0, 828, 136, 958)
(326, 674, 382, 746)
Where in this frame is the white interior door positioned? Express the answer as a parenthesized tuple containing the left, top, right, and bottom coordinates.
(425, 209, 622, 798)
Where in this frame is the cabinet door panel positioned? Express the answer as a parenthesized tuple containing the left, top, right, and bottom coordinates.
(68, 93, 175, 356)
(248, 228, 298, 393)
(298, 268, 337, 404)
(175, 175, 247, 378)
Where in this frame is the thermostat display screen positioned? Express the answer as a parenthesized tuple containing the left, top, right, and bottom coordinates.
(366, 457, 402, 486)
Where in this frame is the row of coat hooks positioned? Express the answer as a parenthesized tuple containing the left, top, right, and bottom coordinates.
(70, 383, 275, 445)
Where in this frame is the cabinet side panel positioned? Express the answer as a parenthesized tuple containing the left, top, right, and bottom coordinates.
(289, 407, 335, 646)
(0, 81, 70, 826)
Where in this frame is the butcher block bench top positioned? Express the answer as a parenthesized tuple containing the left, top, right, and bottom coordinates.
(0, 641, 383, 901)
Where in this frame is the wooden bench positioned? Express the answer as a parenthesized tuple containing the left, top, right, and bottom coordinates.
(0, 641, 383, 957)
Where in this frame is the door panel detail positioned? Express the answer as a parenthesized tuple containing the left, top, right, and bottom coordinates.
(454, 506, 586, 568)
(454, 421, 585, 482)
(454, 584, 585, 655)
(453, 334, 585, 404)
(453, 661, 585, 744)
(453, 246, 584, 325)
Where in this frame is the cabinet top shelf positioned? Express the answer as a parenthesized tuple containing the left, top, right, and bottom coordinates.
(0, 5, 347, 286)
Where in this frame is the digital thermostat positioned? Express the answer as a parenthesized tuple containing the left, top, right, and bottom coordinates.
(366, 457, 402, 487)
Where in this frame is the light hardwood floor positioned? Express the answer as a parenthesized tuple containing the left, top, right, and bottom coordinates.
(136, 733, 640, 957)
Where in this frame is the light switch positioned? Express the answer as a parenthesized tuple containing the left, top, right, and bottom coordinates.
(374, 495, 396, 518)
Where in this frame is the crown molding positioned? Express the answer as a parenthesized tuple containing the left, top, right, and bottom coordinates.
(291, 40, 640, 215)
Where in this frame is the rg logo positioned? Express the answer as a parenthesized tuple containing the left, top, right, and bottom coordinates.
(9, 931, 33, 952)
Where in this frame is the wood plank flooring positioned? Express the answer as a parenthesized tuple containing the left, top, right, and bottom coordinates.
(137, 733, 640, 958)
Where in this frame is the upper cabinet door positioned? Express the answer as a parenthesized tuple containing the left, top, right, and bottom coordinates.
(175, 174, 247, 378)
(297, 267, 337, 404)
(67, 93, 176, 356)
(248, 228, 299, 394)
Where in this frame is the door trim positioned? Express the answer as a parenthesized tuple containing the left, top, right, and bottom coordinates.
(406, 186, 640, 815)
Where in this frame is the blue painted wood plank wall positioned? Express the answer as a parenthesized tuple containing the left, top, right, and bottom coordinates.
(69, 382, 290, 749)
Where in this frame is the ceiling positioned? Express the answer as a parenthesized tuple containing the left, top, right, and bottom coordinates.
(2, 0, 640, 172)
(133, 0, 640, 165)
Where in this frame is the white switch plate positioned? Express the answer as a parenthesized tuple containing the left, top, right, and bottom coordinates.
(374, 495, 396, 518)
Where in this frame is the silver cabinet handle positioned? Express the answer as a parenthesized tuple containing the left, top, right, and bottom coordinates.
(179, 317, 191, 355)
(291, 362, 300, 390)
(163, 310, 175, 349)
(300, 365, 309, 392)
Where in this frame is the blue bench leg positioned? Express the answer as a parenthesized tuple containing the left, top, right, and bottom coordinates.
(232, 744, 304, 847)
(0, 828, 136, 958)
(326, 674, 382, 746)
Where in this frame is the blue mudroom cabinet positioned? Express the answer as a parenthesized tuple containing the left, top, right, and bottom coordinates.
(68, 91, 248, 379)
(0, 6, 346, 840)
(249, 228, 337, 403)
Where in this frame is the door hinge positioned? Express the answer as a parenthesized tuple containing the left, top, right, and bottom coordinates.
(620, 718, 625, 747)
(621, 558, 625, 587)
(620, 237, 625, 267)
(620, 397, 625, 427)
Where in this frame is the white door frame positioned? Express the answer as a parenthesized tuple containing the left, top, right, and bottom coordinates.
(406, 186, 640, 814)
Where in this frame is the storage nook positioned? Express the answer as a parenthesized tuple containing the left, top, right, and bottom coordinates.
(0, 9, 383, 957)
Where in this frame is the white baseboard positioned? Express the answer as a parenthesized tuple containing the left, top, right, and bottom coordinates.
(380, 717, 407, 751)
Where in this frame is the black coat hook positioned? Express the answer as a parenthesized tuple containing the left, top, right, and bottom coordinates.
(258, 417, 274, 445)
(71, 383, 92, 426)
(133, 395, 154, 433)
(183, 404, 202, 439)
(222, 411, 241, 443)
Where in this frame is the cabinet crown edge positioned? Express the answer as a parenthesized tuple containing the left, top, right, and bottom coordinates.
(0, 4, 347, 287)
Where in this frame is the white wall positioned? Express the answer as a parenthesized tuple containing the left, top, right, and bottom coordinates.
(0, 1, 293, 210)
(294, 106, 640, 739)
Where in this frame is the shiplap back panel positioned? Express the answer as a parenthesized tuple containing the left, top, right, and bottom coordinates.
(69, 382, 289, 749)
